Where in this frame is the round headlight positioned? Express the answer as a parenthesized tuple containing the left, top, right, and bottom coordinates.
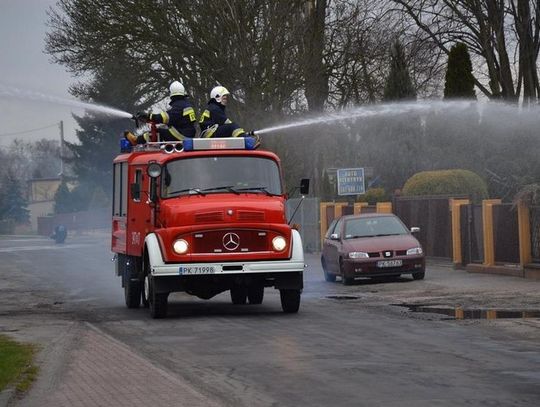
(272, 236, 287, 251)
(173, 239, 189, 254)
(147, 162, 162, 178)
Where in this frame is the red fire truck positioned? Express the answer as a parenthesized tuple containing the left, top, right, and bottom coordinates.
(112, 136, 309, 318)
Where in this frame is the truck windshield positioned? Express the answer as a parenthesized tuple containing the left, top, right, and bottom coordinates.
(162, 156, 283, 198)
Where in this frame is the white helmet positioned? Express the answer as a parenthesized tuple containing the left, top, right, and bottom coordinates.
(210, 86, 230, 103)
(169, 81, 186, 97)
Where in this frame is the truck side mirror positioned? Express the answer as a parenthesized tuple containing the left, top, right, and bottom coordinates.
(300, 178, 310, 195)
(130, 183, 141, 200)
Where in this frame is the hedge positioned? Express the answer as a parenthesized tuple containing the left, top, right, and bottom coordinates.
(402, 169, 488, 202)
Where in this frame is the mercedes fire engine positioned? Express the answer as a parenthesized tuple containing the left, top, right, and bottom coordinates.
(112, 136, 309, 318)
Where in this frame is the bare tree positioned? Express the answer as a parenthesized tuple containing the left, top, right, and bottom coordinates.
(390, 0, 540, 103)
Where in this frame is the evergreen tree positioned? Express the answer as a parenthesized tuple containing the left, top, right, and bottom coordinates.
(0, 170, 30, 224)
(53, 180, 73, 214)
(444, 43, 476, 99)
(66, 53, 151, 207)
(383, 40, 417, 101)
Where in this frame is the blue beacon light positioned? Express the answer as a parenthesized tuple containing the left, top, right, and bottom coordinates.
(120, 138, 133, 153)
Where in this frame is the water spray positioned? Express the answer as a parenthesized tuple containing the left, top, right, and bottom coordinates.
(253, 100, 540, 135)
(0, 83, 133, 118)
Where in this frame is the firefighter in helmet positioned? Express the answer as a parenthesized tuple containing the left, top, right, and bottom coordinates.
(125, 81, 197, 145)
(199, 86, 249, 138)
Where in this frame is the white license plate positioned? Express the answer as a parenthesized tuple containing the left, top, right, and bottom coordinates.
(179, 266, 216, 275)
(376, 260, 402, 268)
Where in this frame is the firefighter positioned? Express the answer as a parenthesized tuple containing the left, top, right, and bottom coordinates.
(124, 81, 197, 145)
(199, 86, 248, 138)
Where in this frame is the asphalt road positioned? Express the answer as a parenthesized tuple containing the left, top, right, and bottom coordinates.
(1, 234, 540, 406)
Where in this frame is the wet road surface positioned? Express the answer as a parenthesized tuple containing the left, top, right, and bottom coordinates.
(1, 234, 539, 406)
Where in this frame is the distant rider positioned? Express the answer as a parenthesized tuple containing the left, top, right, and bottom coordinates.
(124, 81, 197, 145)
(199, 86, 249, 138)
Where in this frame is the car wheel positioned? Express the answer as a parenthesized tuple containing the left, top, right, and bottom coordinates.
(340, 258, 354, 285)
(247, 285, 264, 305)
(230, 286, 247, 305)
(412, 271, 425, 280)
(321, 256, 336, 282)
(280, 289, 300, 313)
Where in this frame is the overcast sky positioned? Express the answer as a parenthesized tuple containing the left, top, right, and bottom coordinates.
(0, 0, 86, 147)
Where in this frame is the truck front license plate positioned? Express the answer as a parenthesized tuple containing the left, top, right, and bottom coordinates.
(376, 260, 402, 268)
(179, 266, 216, 275)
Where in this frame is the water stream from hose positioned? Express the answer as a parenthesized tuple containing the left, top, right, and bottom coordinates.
(255, 100, 538, 135)
(0, 83, 133, 118)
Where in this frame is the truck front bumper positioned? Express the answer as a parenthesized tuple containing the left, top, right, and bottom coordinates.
(145, 230, 305, 277)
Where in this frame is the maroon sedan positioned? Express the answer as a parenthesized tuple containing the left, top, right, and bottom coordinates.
(321, 213, 425, 284)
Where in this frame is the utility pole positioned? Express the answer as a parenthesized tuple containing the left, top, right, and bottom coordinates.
(59, 120, 64, 177)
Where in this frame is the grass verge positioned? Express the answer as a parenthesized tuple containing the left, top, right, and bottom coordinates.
(0, 334, 38, 394)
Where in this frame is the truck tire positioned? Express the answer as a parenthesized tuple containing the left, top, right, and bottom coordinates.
(230, 286, 247, 305)
(142, 273, 150, 308)
(280, 289, 300, 313)
(124, 259, 141, 309)
(247, 285, 264, 305)
(149, 278, 168, 319)
(141, 254, 150, 308)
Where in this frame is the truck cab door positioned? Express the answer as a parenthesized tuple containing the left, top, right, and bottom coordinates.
(126, 166, 152, 256)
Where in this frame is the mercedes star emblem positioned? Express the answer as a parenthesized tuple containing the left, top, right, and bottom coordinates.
(223, 232, 240, 251)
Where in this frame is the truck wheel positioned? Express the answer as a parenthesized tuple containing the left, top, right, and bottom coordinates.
(142, 273, 150, 308)
(280, 289, 300, 313)
(124, 260, 141, 309)
(149, 278, 168, 319)
(230, 286, 247, 305)
(247, 285, 264, 305)
(412, 271, 425, 280)
(321, 256, 336, 282)
(141, 254, 150, 308)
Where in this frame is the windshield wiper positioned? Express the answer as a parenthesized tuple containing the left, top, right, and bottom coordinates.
(374, 233, 402, 237)
(168, 188, 206, 196)
(200, 185, 240, 194)
(234, 186, 275, 196)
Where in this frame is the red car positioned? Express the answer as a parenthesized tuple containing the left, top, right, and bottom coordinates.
(321, 213, 425, 284)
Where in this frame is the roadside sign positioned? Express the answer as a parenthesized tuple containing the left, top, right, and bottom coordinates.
(337, 168, 365, 196)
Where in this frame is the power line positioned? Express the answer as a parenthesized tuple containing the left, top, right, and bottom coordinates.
(0, 122, 60, 137)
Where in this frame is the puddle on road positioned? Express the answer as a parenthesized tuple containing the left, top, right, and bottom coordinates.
(393, 304, 540, 319)
(326, 295, 360, 300)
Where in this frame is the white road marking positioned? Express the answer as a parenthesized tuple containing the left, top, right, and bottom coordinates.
(0, 244, 92, 253)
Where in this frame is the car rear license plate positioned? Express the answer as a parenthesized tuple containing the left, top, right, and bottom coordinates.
(179, 266, 215, 275)
(377, 260, 402, 268)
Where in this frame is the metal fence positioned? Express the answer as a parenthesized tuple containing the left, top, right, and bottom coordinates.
(394, 196, 455, 259)
(286, 197, 320, 253)
(493, 204, 520, 264)
(531, 206, 540, 263)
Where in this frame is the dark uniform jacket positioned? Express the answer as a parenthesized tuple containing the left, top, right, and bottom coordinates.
(150, 96, 196, 140)
(199, 99, 245, 138)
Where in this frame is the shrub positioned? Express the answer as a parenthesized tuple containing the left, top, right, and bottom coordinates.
(402, 169, 488, 202)
(357, 188, 388, 204)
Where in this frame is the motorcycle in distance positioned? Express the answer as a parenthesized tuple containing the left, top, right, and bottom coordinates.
(50, 224, 67, 244)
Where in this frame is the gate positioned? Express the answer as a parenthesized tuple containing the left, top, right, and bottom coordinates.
(460, 204, 484, 265)
(287, 197, 320, 253)
(531, 206, 540, 263)
(493, 204, 520, 264)
(394, 196, 454, 259)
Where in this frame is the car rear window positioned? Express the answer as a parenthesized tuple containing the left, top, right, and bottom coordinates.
(344, 216, 408, 239)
